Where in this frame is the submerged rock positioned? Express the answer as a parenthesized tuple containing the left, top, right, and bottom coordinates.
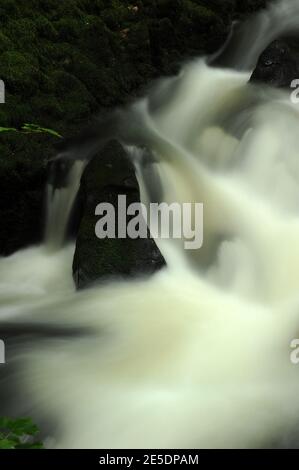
(72, 140, 165, 289)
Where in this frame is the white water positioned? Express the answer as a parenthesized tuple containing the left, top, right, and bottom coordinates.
(1, 0, 299, 449)
(45, 161, 85, 249)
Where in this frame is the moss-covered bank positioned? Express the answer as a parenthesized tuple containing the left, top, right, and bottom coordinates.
(0, 0, 266, 254)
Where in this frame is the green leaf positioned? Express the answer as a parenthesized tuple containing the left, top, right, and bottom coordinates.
(22, 123, 62, 138)
(0, 127, 17, 133)
(0, 123, 62, 138)
(0, 418, 44, 449)
(0, 439, 16, 449)
(7, 418, 38, 436)
(0, 417, 10, 428)
(39, 127, 62, 138)
(0, 417, 19, 432)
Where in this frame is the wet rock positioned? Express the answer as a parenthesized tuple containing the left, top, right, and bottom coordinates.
(72, 140, 165, 289)
(0, 134, 48, 256)
(250, 39, 299, 88)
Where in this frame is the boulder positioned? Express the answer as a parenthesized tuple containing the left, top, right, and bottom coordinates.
(250, 39, 299, 88)
(72, 140, 165, 288)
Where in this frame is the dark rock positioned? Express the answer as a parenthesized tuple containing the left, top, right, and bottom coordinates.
(72, 140, 165, 289)
(0, 134, 48, 256)
(250, 39, 299, 88)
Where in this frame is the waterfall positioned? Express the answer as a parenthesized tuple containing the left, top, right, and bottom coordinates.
(213, 0, 299, 70)
(45, 161, 86, 250)
(1, 0, 299, 449)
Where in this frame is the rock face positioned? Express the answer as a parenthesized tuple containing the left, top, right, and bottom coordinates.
(72, 140, 165, 288)
(0, 134, 47, 255)
(250, 39, 299, 88)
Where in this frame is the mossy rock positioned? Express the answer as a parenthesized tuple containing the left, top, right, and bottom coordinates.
(0, 0, 21, 21)
(0, 32, 13, 55)
(0, 51, 40, 97)
(0, 0, 272, 258)
(0, 130, 57, 256)
(35, 16, 58, 41)
(73, 140, 165, 288)
(6, 18, 38, 48)
(79, 16, 113, 64)
(30, 94, 64, 121)
(3, 94, 33, 127)
(54, 18, 82, 42)
(48, 70, 96, 121)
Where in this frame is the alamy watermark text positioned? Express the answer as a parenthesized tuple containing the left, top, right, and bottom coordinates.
(95, 196, 203, 250)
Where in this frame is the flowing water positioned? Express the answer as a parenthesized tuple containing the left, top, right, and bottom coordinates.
(45, 160, 86, 250)
(1, 0, 299, 449)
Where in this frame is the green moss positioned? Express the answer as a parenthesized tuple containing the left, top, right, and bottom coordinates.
(50, 71, 81, 96)
(54, 18, 81, 41)
(79, 16, 112, 63)
(126, 22, 151, 62)
(0, 51, 40, 97)
(100, 1, 137, 31)
(69, 56, 118, 105)
(40, 0, 82, 19)
(0, 32, 13, 55)
(35, 16, 58, 41)
(0, 0, 269, 255)
(181, 0, 223, 36)
(156, 0, 183, 20)
(30, 94, 64, 121)
(0, 0, 20, 22)
(6, 18, 37, 47)
(49, 70, 96, 122)
(3, 95, 33, 127)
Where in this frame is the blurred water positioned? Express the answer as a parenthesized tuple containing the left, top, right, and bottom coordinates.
(1, 0, 299, 449)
